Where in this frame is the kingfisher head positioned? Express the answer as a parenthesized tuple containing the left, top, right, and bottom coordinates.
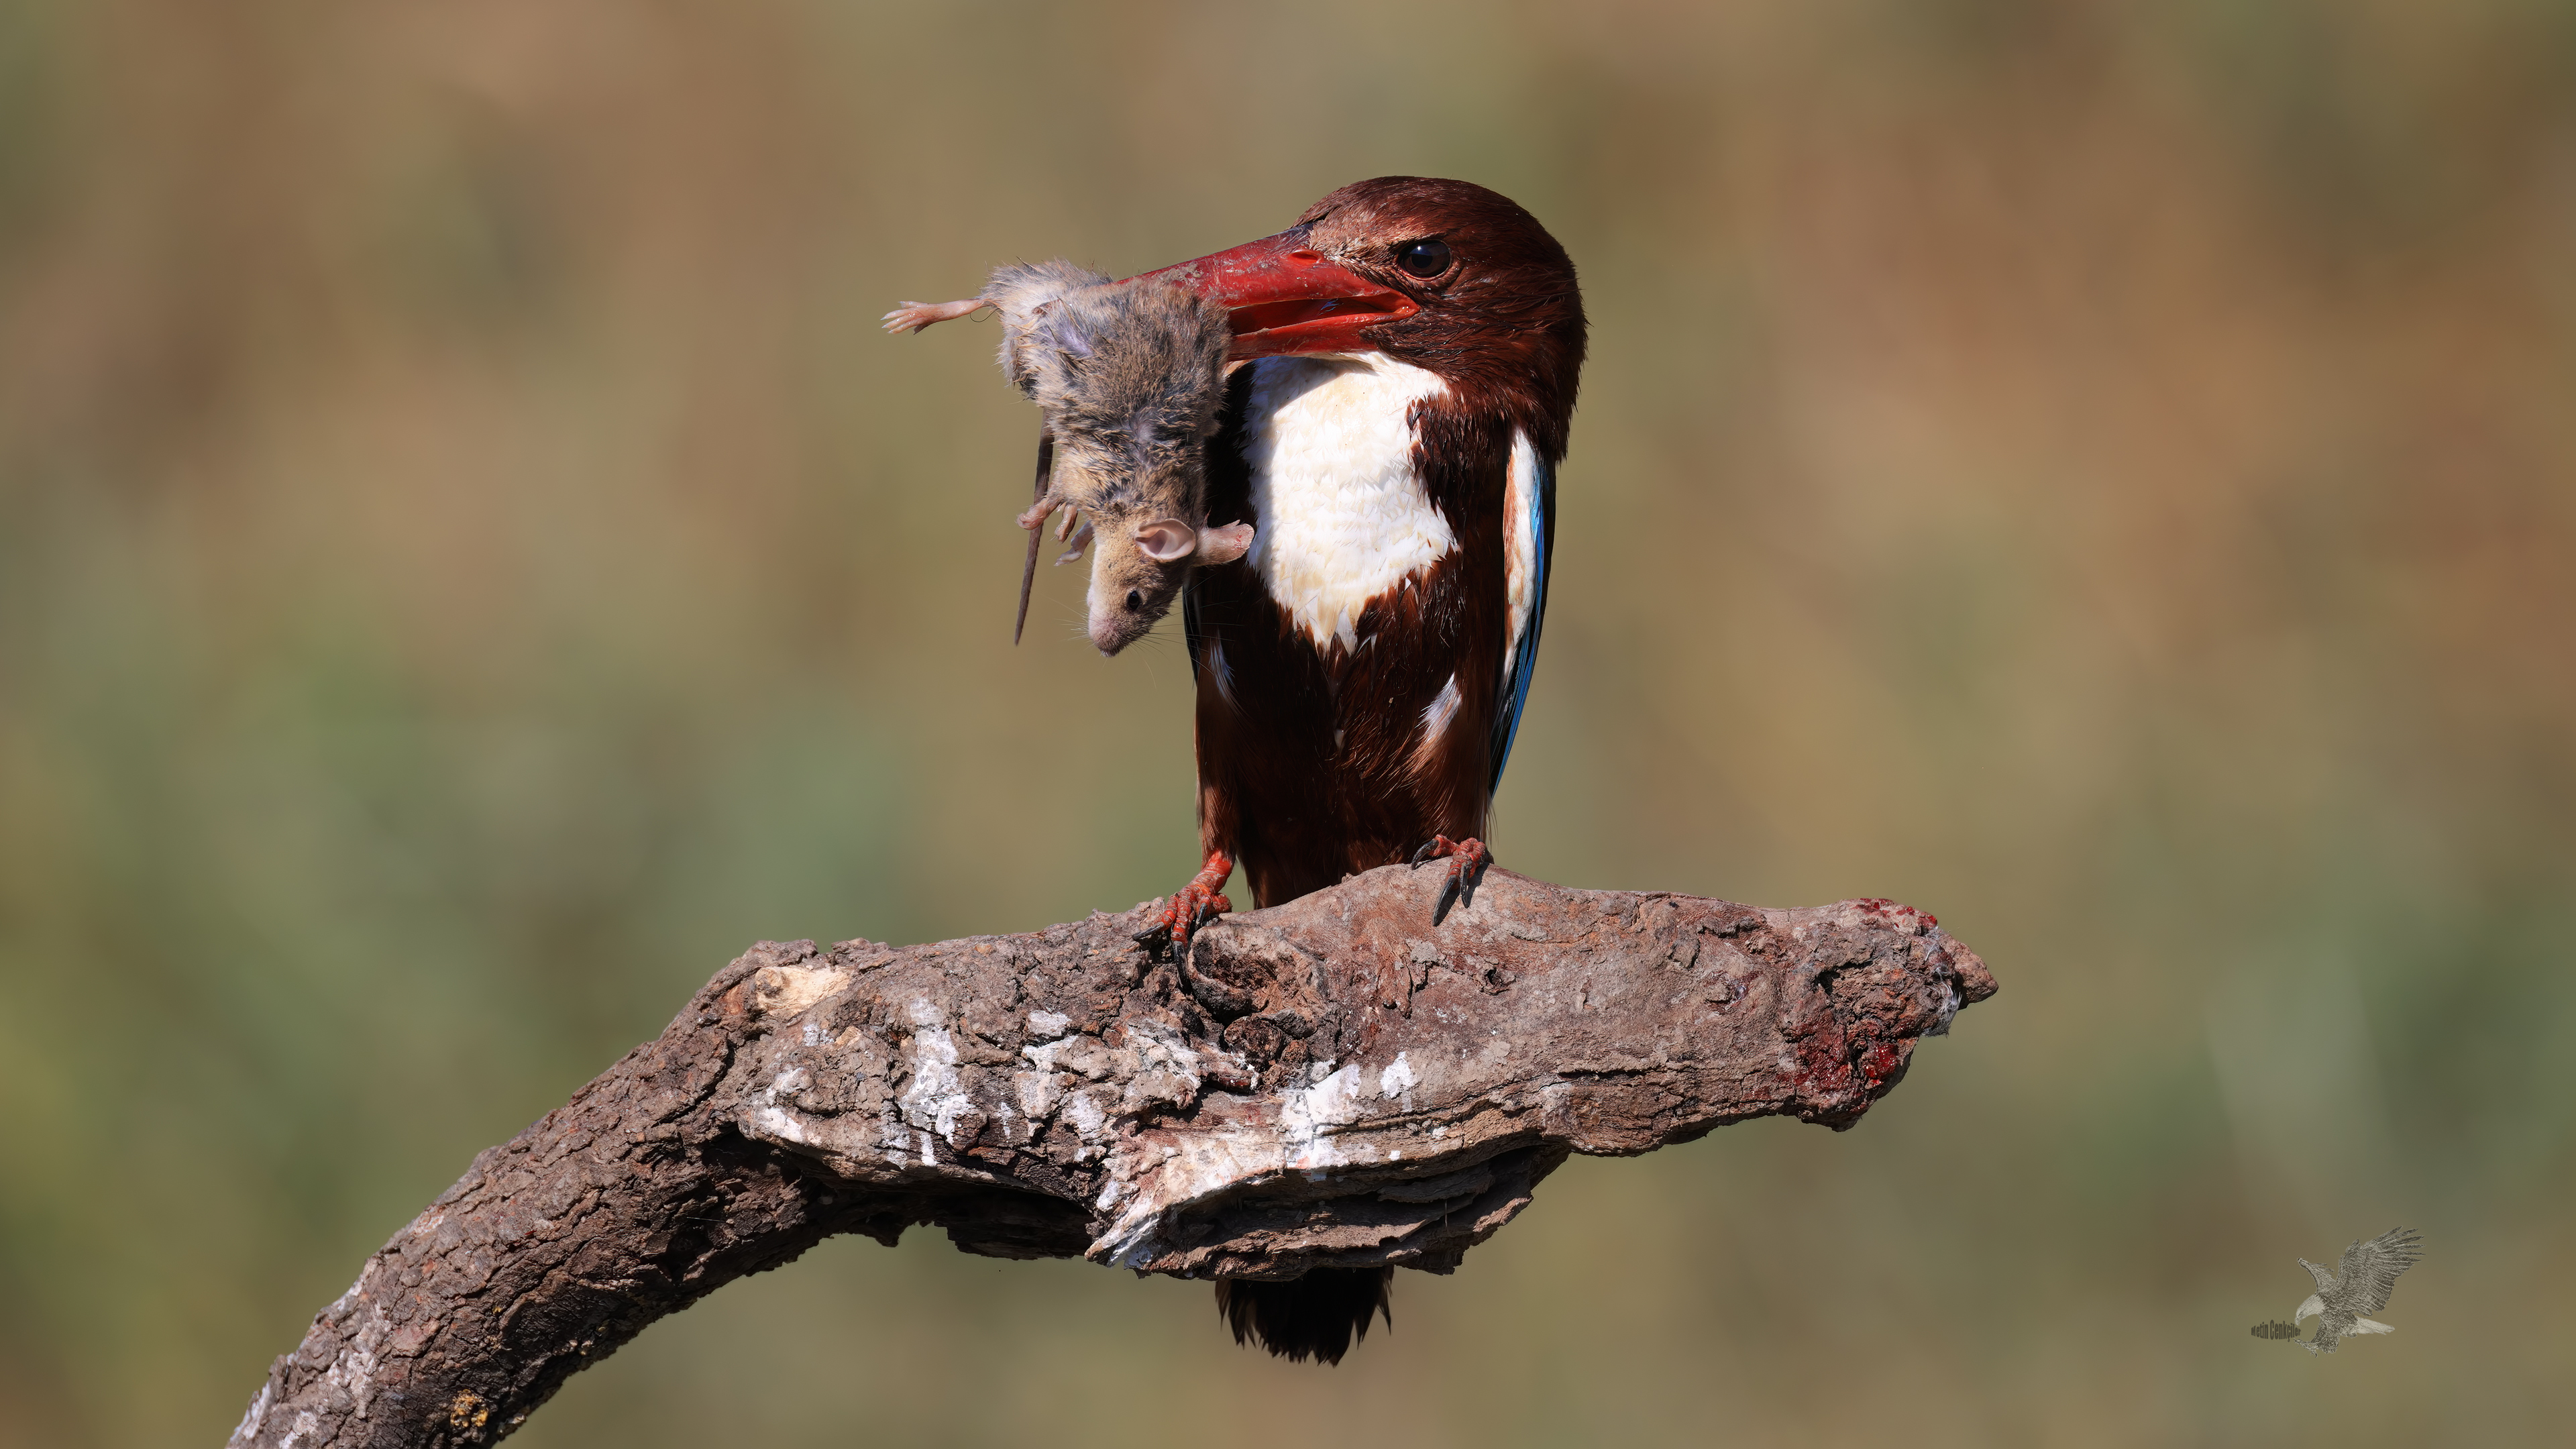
(1132, 177, 1587, 454)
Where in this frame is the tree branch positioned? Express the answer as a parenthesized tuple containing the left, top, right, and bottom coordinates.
(229, 866, 1995, 1447)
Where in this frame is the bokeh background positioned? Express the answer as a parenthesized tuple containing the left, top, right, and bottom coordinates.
(4, 1, 2572, 1444)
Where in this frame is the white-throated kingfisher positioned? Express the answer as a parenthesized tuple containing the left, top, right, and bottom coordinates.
(1130, 176, 1587, 1363)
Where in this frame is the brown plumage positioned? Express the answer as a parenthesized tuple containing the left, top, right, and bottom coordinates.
(1178, 177, 1585, 904)
(1136, 177, 1588, 1362)
(1190, 382, 1525, 904)
(1214, 1269, 1391, 1366)
(885, 264, 1250, 654)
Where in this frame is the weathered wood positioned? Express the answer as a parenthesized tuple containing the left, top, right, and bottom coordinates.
(229, 865, 1994, 1448)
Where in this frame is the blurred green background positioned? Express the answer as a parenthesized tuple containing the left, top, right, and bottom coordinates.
(3, 1, 2571, 1444)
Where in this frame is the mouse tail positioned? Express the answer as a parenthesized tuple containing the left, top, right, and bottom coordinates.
(1015, 427, 1055, 645)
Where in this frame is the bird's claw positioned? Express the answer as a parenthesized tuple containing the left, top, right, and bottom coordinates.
(1135, 852, 1235, 955)
(1409, 835, 1490, 924)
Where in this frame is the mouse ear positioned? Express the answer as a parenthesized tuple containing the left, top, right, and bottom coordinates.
(1132, 519, 1199, 563)
(1195, 522, 1253, 564)
(1035, 307, 1095, 359)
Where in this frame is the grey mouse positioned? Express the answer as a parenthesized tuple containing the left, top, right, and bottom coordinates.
(885, 263, 1252, 655)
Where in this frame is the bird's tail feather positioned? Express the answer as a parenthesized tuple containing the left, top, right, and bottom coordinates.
(1214, 1267, 1393, 1365)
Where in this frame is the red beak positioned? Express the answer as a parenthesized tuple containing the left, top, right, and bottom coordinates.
(1128, 229, 1417, 360)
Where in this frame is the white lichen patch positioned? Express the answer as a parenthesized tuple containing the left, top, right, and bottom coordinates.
(1026, 1009, 1071, 1038)
(876, 1100, 912, 1167)
(1285, 1062, 1366, 1171)
(1091, 1124, 1296, 1267)
(747, 1104, 810, 1145)
(1116, 1023, 1207, 1115)
(1063, 1087, 1110, 1146)
(1088, 1051, 1438, 1269)
(1023, 1034, 1114, 1081)
(897, 999, 975, 1146)
(1377, 1052, 1418, 1099)
(303, 1302, 390, 1426)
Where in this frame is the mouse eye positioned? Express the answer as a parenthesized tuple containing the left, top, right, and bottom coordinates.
(1125, 590, 1143, 611)
(1395, 238, 1450, 278)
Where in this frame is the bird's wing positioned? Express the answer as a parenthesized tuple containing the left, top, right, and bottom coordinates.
(1184, 372, 1257, 693)
(1183, 580, 1203, 688)
(2337, 1228, 2422, 1314)
(1489, 433, 1555, 795)
(2300, 1257, 2337, 1292)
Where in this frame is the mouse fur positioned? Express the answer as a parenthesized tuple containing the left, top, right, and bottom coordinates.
(887, 264, 1251, 655)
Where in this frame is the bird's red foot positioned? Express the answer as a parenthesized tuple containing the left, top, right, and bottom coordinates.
(1409, 836, 1490, 924)
(1134, 851, 1234, 955)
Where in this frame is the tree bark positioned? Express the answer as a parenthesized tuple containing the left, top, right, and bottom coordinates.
(229, 865, 1995, 1448)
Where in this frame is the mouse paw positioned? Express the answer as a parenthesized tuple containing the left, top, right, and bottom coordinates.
(1055, 520, 1093, 564)
(881, 297, 989, 334)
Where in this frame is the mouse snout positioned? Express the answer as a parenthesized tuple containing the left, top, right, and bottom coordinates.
(1089, 610, 1149, 655)
(1087, 570, 1176, 656)
(1088, 592, 1157, 655)
(1089, 621, 1131, 655)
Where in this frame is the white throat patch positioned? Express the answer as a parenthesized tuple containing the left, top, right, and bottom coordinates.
(1239, 354, 1454, 651)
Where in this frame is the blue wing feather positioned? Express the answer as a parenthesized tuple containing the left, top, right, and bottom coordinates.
(1489, 444, 1554, 796)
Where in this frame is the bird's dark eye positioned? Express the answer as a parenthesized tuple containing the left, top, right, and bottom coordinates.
(1395, 238, 1450, 278)
(1125, 590, 1143, 611)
